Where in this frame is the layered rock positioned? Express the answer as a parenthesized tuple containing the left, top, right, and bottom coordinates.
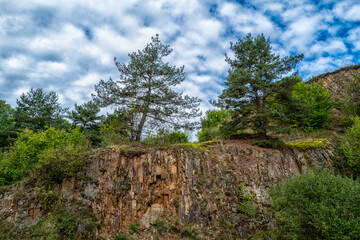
(312, 64, 360, 102)
(0, 140, 334, 239)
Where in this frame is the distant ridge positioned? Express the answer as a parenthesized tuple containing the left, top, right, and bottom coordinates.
(308, 64, 360, 102)
(310, 64, 360, 82)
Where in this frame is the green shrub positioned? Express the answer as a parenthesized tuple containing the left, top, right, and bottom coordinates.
(114, 233, 129, 240)
(142, 129, 189, 146)
(251, 139, 283, 148)
(269, 169, 360, 240)
(197, 109, 229, 142)
(285, 138, 328, 150)
(237, 183, 256, 218)
(291, 82, 333, 131)
(0, 197, 96, 239)
(0, 127, 90, 186)
(341, 116, 360, 173)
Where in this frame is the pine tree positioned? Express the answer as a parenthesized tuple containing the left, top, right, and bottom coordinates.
(213, 33, 303, 138)
(68, 100, 101, 129)
(14, 88, 69, 131)
(93, 34, 201, 141)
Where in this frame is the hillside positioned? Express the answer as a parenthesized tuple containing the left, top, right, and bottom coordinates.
(312, 64, 360, 102)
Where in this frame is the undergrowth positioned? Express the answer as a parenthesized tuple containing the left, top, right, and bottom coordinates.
(285, 138, 328, 150)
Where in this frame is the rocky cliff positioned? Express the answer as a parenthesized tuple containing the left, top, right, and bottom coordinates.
(312, 64, 360, 102)
(0, 140, 334, 239)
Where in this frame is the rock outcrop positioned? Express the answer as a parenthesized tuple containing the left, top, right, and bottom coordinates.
(312, 64, 360, 102)
(0, 140, 334, 239)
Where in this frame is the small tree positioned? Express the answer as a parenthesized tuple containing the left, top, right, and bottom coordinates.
(99, 108, 138, 144)
(197, 109, 229, 142)
(14, 88, 69, 131)
(68, 100, 101, 129)
(213, 33, 303, 138)
(341, 116, 360, 174)
(0, 100, 16, 148)
(291, 82, 333, 131)
(93, 34, 201, 141)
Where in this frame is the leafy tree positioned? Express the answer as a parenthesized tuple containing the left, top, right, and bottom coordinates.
(93, 34, 201, 141)
(0, 100, 16, 148)
(269, 169, 360, 240)
(14, 88, 69, 131)
(341, 116, 360, 174)
(99, 108, 139, 144)
(68, 100, 101, 129)
(213, 33, 303, 138)
(271, 81, 333, 132)
(291, 82, 333, 130)
(142, 129, 189, 146)
(0, 127, 90, 185)
(197, 109, 229, 142)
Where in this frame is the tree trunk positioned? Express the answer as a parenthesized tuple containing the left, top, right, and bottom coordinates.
(260, 96, 267, 138)
(135, 113, 147, 141)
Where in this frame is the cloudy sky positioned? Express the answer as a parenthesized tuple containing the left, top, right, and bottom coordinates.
(1, 0, 359, 113)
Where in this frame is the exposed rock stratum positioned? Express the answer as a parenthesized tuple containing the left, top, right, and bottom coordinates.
(0, 140, 334, 239)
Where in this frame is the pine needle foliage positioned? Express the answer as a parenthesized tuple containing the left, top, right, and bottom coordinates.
(93, 34, 201, 141)
(213, 33, 303, 138)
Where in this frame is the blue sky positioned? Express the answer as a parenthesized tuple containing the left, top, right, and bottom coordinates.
(1, 0, 359, 114)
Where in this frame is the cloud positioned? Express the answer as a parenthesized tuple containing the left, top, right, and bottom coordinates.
(281, 15, 324, 51)
(310, 39, 347, 55)
(0, 0, 359, 117)
(334, 1, 360, 21)
(347, 28, 360, 51)
(219, 2, 276, 36)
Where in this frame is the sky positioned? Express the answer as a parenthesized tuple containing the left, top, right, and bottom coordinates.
(1, 0, 360, 114)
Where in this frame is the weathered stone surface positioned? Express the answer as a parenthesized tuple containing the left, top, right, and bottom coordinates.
(0, 140, 335, 239)
(313, 64, 360, 102)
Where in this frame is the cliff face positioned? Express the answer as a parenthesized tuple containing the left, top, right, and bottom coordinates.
(312, 64, 360, 102)
(0, 140, 334, 239)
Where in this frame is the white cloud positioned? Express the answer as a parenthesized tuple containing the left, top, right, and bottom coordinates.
(310, 39, 347, 55)
(334, 1, 360, 21)
(29, 24, 86, 54)
(282, 15, 324, 51)
(301, 55, 354, 78)
(73, 73, 103, 87)
(2, 55, 31, 72)
(347, 28, 360, 51)
(219, 3, 276, 36)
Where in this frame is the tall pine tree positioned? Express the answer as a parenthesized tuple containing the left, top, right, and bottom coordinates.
(93, 34, 201, 141)
(14, 88, 69, 131)
(213, 33, 303, 137)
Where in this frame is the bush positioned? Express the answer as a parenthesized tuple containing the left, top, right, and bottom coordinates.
(291, 82, 333, 131)
(197, 109, 229, 142)
(341, 116, 360, 173)
(99, 111, 136, 144)
(0, 127, 90, 185)
(142, 129, 189, 146)
(269, 169, 360, 240)
(251, 139, 283, 149)
(285, 138, 328, 150)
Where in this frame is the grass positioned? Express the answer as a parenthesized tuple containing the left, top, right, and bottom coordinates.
(285, 138, 329, 150)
